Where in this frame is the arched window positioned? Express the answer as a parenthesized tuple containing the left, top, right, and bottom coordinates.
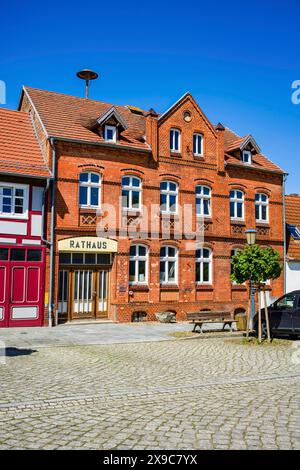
(193, 133, 203, 157)
(255, 193, 268, 222)
(122, 176, 142, 210)
(196, 185, 211, 216)
(129, 244, 148, 284)
(231, 248, 242, 284)
(79, 172, 101, 208)
(160, 181, 178, 214)
(170, 128, 181, 152)
(230, 190, 244, 220)
(196, 248, 212, 284)
(160, 246, 178, 284)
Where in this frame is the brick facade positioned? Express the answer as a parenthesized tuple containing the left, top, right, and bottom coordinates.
(19, 89, 285, 324)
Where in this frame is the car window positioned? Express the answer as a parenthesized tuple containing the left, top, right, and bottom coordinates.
(275, 294, 296, 309)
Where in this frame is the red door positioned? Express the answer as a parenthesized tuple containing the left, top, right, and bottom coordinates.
(0, 247, 45, 328)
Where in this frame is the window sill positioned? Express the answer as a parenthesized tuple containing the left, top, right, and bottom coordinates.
(122, 209, 142, 217)
(230, 219, 245, 225)
(231, 284, 247, 291)
(0, 214, 29, 220)
(161, 213, 179, 220)
(129, 284, 149, 292)
(196, 284, 213, 291)
(79, 206, 102, 214)
(196, 215, 212, 222)
(160, 284, 179, 291)
(194, 155, 204, 160)
(256, 221, 270, 227)
(170, 152, 182, 158)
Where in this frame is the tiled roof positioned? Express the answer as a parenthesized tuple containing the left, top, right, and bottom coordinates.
(23, 87, 149, 151)
(223, 127, 284, 174)
(286, 195, 300, 260)
(0, 108, 50, 178)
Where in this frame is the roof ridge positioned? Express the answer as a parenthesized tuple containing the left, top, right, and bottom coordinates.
(24, 86, 142, 112)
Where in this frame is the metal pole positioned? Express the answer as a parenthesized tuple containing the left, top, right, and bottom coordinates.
(250, 281, 255, 331)
(282, 173, 288, 294)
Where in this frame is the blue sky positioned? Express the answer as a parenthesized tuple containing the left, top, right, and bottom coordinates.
(1, 0, 299, 193)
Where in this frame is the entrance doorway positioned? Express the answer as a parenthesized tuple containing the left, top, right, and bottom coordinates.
(58, 266, 110, 321)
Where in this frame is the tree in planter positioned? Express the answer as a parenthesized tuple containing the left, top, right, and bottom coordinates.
(231, 245, 282, 342)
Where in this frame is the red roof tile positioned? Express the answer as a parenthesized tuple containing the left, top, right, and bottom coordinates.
(0, 108, 50, 178)
(286, 195, 300, 260)
(23, 87, 149, 151)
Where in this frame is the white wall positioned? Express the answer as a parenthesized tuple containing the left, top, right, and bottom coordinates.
(286, 261, 300, 293)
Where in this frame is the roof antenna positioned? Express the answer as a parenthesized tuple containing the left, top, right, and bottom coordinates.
(76, 69, 99, 99)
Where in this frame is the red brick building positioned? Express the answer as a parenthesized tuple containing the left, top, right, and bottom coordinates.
(19, 87, 285, 325)
(0, 108, 50, 327)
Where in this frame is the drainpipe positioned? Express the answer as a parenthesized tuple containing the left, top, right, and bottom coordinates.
(283, 173, 288, 294)
(41, 178, 51, 246)
(48, 138, 57, 327)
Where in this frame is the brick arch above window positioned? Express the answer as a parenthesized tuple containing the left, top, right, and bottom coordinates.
(254, 186, 271, 195)
(121, 168, 145, 177)
(78, 163, 104, 170)
(159, 173, 181, 181)
(194, 177, 213, 186)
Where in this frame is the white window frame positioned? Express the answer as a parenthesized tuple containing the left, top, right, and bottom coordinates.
(121, 176, 142, 211)
(160, 181, 178, 215)
(104, 125, 117, 143)
(160, 245, 178, 285)
(0, 182, 29, 219)
(242, 150, 252, 164)
(255, 193, 269, 223)
(196, 248, 212, 284)
(79, 172, 101, 209)
(230, 190, 244, 220)
(231, 248, 242, 285)
(129, 244, 148, 285)
(170, 128, 181, 153)
(193, 133, 203, 157)
(196, 185, 211, 217)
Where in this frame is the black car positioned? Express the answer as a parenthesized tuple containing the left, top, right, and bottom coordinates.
(254, 290, 300, 338)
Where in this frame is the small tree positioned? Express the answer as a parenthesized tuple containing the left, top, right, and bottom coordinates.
(231, 245, 282, 342)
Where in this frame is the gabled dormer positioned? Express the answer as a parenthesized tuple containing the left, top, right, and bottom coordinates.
(96, 106, 128, 143)
(239, 134, 261, 165)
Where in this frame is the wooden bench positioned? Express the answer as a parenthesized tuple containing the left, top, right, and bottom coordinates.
(186, 311, 235, 333)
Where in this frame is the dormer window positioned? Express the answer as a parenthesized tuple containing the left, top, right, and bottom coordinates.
(242, 150, 252, 164)
(104, 125, 117, 143)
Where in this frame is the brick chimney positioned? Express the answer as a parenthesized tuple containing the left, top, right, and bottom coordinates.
(216, 122, 225, 174)
(145, 108, 158, 162)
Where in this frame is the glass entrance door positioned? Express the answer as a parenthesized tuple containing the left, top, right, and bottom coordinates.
(96, 270, 108, 318)
(72, 270, 93, 319)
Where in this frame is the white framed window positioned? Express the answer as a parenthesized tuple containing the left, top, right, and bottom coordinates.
(104, 125, 117, 142)
(230, 190, 244, 220)
(170, 128, 181, 153)
(129, 244, 148, 284)
(160, 181, 178, 214)
(255, 193, 269, 222)
(122, 176, 142, 211)
(193, 133, 203, 156)
(79, 172, 101, 208)
(196, 248, 212, 284)
(0, 183, 28, 219)
(160, 245, 178, 284)
(196, 185, 211, 216)
(242, 150, 252, 164)
(231, 248, 242, 284)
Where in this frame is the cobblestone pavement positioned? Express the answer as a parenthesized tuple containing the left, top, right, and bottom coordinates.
(1, 337, 300, 450)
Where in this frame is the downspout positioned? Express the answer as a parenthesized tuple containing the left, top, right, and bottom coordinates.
(48, 138, 57, 327)
(283, 173, 288, 294)
(41, 177, 51, 246)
